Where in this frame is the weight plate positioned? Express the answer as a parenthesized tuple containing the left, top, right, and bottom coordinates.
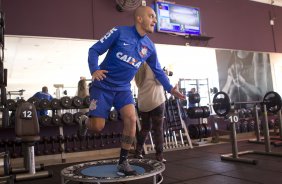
(212, 91, 231, 117)
(263, 91, 282, 114)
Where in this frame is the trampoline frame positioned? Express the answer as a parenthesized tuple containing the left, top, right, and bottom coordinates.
(61, 159, 165, 184)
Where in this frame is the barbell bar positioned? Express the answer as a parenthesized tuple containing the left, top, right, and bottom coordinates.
(212, 91, 282, 117)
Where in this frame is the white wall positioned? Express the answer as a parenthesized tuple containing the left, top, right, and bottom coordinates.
(155, 44, 219, 88)
(5, 36, 95, 99)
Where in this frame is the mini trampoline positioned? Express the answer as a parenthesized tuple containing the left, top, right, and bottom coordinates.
(61, 159, 165, 184)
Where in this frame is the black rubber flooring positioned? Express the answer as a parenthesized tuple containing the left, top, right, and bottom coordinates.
(14, 140, 282, 184)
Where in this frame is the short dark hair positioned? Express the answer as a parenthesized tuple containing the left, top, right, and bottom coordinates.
(42, 86, 48, 93)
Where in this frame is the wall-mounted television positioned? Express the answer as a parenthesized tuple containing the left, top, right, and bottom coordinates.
(155, 1, 201, 36)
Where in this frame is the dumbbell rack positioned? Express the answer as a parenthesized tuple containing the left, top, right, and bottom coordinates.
(0, 10, 15, 184)
(248, 107, 282, 145)
(137, 97, 193, 155)
(1, 96, 125, 167)
(0, 9, 7, 129)
(220, 104, 282, 164)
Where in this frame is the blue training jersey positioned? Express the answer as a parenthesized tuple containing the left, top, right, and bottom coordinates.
(33, 92, 53, 101)
(33, 92, 53, 116)
(88, 26, 173, 92)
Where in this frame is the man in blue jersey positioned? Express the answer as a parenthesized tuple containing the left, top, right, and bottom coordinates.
(32, 86, 53, 116)
(78, 6, 185, 176)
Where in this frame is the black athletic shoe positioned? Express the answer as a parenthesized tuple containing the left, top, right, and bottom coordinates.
(117, 160, 137, 176)
(133, 152, 144, 159)
(156, 154, 167, 163)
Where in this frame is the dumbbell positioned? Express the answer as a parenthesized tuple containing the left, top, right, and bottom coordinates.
(39, 99, 50, 109)
(61, 96, 72, 109)
(73, 112, 84, 124)
(16, 98, 26, 108)
(83, 96, 90, 107)
(52, 114, 61, 126)
(111, 132, 117, 144)
(6, 99, 16, 110)
(86, 134, 91, 150)
(39, 115, 51, 126)
(72, 134, 79, 152)
(57, 135, 64, 153)
(78, 135, 86, 151)
(64, 135, 71, 153)
(72, 96, 83, 108)
(269, 119, 275, 129)
(50, 136, 57, 153)
(9, 111, 15, 128)
(238, 108, 246, 118)
(99, 133, 105, 147)
(11, 140, 19, 158)
(42, 136, 49, 155)
(0, 139, 4, 151)
(248, 120, 255, 132)
(0, 152, 11, 176)
(118, 133, 123, 143)
(105, 133, 110, 145)
(91, 134, 97, 149)
(3, 139, 9, 153)
(62, 113, 74, 125)
(50, 98, 61, 109)
(35, 142, 42, 156)
(240, 121, 249, 133)
(1, 108, 9, 128)
(27, 97, 40, 109)
(0, 86, 6, 106)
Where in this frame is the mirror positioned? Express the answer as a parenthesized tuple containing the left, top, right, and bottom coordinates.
(4, 35, 282, 102)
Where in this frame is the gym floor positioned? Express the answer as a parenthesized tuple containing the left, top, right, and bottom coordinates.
(15, 140, 282, 184)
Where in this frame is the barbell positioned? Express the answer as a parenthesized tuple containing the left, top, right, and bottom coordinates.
(212, 91, 282, 116)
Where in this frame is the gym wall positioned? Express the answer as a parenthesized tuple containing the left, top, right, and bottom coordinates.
(1, 0, 282, 53)
(2, 0, 282, 99)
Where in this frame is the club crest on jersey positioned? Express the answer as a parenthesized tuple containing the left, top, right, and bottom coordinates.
(139, 46, 148, 58)
(89, 99, 98, 110)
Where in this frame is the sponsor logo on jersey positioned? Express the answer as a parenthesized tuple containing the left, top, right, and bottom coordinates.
(116, 52, 142, 68)
(100, 28, 118, 43)
(139, 46, 148, 57)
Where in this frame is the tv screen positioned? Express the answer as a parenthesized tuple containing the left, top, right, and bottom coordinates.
(155, 1, 201, 36)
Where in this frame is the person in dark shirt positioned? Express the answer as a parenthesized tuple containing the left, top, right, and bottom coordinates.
(187, 88, 197, 108)
(32, 86, 53, 116)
